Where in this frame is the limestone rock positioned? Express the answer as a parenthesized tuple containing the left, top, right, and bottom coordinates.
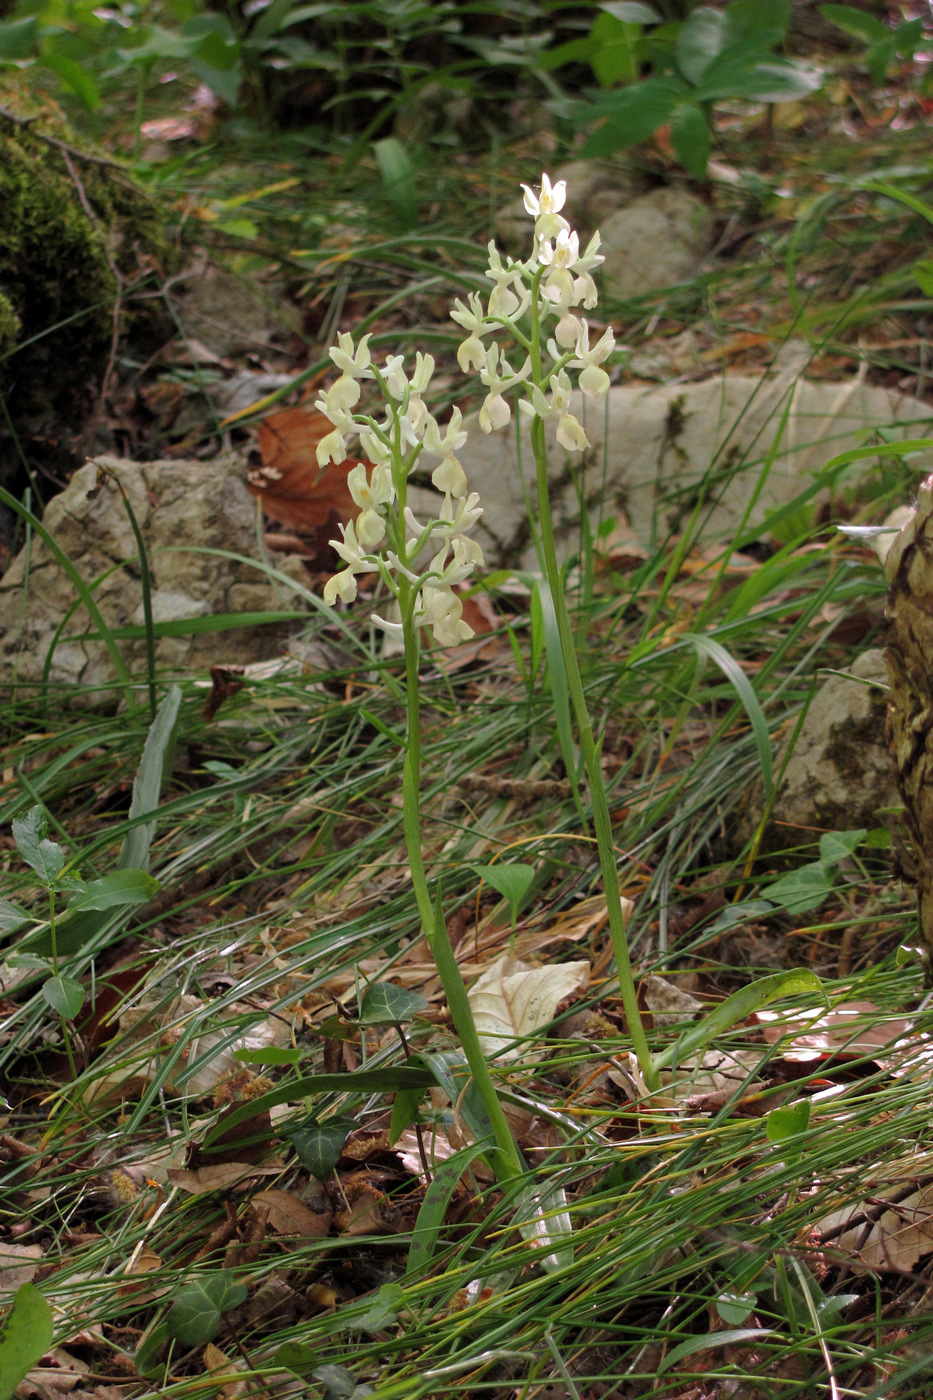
(770, 649, 896, 840)
(599, 187, 715, 299)
(451, 373, 933, 569)
(169, 261, 300, 359)
(0, 455, 307, 705)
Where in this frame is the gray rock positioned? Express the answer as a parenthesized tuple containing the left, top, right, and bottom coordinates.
(170, 261, 301, 359)
(452, 373, 933, 569)
(599, 187, 715, 299)
(0, 456, 308, 705)
(768, 649, 897, 839)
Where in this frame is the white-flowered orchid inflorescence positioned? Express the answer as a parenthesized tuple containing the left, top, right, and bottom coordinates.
(316, 174, 656, 1184)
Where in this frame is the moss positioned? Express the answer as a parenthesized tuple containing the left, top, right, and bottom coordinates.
(0, 99, 170, 422)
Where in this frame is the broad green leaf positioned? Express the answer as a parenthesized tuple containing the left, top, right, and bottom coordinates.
(727, 0, 790, 40)
(670, 102, 710, 178)
(414, 1050, 494, 1150)
(467, 956, 590, 1061)
(471, 863, 536, 930)
(274, 1342, 318, 1376)
(819, 4, 889, 42)
(118, 24, 199, 63)
(766, 1098, 811, 1145)
(373, 137, 418, 229)
(119, 685, 182, 873)
(676, 6, 730, 84)
(203, 1067, 435, 1148)
(0, 15, 39, 59)
(580, 77, 684, 156)
(166, 1272, 247, 1347)
(717, 1291, 757, 1325)
(12, 807, 64, 885)
(589, 11, 643, 87)
(818, 828, 866, 867)
(42, 976, 84, 1020)
(67, 869, 159, 911)
(651, 969, 825, 1072)
(406, 1143, 491, 1279)
(912, 257, 933, 295)
(41, 51, 100, 108)
(599, 1, 661, 22)
(763, 862, 833, 915)
(0, 1283, 54, 1400)
(694, 54, 823, 103)
(233, 1046, 301, 1065)
(313, 1364, 373, 1400)
(358, 982, 428, 1027)
(659, 1327, 774, 1373)
(707, 899, 774, 935)
(288, 1116, 355, 1181)
(389, 1085, 424, 1144)
(133, 1320, 169, 1380)
(514, 1181, 574, 1273)
(356, 1283, 405, 1333)
(0, 900, 31, 935)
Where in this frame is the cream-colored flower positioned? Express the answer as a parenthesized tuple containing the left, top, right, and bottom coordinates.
(316, 428, 348, 468)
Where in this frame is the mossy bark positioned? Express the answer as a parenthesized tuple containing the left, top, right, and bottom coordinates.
(884, 474, 933, 955)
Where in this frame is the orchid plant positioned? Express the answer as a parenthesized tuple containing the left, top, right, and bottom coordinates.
(317, 173, 657, 1188)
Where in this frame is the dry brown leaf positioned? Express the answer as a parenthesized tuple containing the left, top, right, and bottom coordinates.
(167, 1163, 281, 1194)
(643, 974, 705, 1027)
(0, 1242, 42, 1290)
(203, 1342, 248, 1400)
(18, 1348, 88, 1398)
(821, 1185, 933, 1272)
(334, 1182, 389, 1237)
(467, 955, 590, 1061)
(252, 1189, 331, 1238)
(756, 1000, 913, 1062)
(249, 408, 358, 533)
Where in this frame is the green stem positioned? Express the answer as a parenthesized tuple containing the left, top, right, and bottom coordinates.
(399, 582, 524, 1182)
(528, 414, 658, 1094)
(48, 889, 78, 1081)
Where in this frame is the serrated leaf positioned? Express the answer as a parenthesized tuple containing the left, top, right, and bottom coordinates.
(41, 976, 84, 1020)
(166, 1272, 247, 1348)
(288, 1116, 355, 1181)
(0, 1282, 54, 1400)
(0, 900, 31, 936)
(763, 862, 834, 914)
(818, 828, 866, 867)
(11, 807, 64, 885)
(67, 868, 159, 911)
(358, 982, 428, 1027)
(467, 956, 590, 1061)
(471, 863, 536, 930)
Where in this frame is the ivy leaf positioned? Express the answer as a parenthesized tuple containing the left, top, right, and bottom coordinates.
(41, 976, 84, 1020)
(288, 1116, 355, 1181)
(358, 982, 428, 1027)
(0, 1283, 54, 1400)
(763, 862, 834, 915)
(165, 1272, 247, 1348)
(11, 807, 64, 886)
(312, 1364, 374, 1400)
(818, 828, 866, 867)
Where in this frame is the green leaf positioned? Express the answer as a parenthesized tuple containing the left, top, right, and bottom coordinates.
(133, 1320, 169, 1380)
(0, 15, 39, 59)
(580, 77, 684, 157)
(389, 1086, 424, 1144)
(274, 1342, 318, 1376)
(312, 1364, 373, 1400)
(67, 869, 159, 912)
(0, 900, 32, 936)
(766, 1098, 811, 1145)
(651, 969, 825, 1073)
(41, 51, 100, 108)
(717, 1292, 757, 1325)
(287, 1116, 355, 1180)
(358, 982, 428, 1027)
(670, 102, 710, 178)
(165, 1272, 247, 1348)
(913, 258, 933, 296)
(12, 806, 64, 886)
(694, 53, 823, 103)
(763, 862, 833, 915)
(727, 0, 790, 41)
(659, 1327, 774, 1373)
(599, 1, 661, 22)
(818, 829, 866, 867)
(471, 863, 536, 930)
(683, 634, 773, 805)
(119, 685, 182, 873)
(514, 1181, 574, 1274)
(819, 4, 889, 42)
(42, 976, 84, 1020)
(406, 1144, 491, 1279)
(707, 899, 774, 935)
(373, 138, 418, 229)
(676, 6, 730, 84)
(588, 11, 643, 87)
(233, 1046, 301, 1066)
(0, 1283, 54, 1400)
(356, 1283, 405, 1333)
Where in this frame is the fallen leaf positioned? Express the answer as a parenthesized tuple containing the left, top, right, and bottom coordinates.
(249, 408, 358, 534)
(167, 1163, 282, 1194)
(643, 974, 705, 1027)
(0, 1243, 42, 1290)
(821, 1183, 933, 1272)
(252, 1189, 331, 1238)
(756, 1001, 913, 1062)
(467, 956, 590, 1061)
